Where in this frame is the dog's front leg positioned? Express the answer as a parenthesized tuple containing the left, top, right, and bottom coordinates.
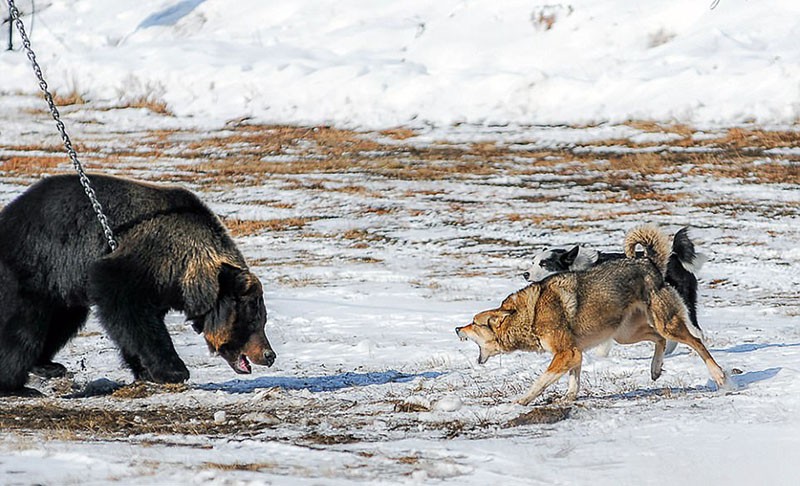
(517, 348, 582, 406)
(564, 360, 582, 402)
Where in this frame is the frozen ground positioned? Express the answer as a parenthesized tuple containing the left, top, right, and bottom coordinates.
(1, 1, 799, 482)
(2, 0, 800, 128)
(0, 93, 798, 484)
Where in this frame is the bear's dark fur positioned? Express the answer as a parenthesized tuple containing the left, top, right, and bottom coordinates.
(0, 174, 276, 393)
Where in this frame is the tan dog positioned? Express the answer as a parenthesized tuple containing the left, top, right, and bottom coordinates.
(456, 225, 727, 406)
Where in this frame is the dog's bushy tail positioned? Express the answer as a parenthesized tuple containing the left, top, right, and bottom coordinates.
(672, 227, 707, 273)
(624, 224, 672, 276)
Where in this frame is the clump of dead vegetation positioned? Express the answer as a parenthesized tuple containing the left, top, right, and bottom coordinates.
(1, 121, 798, 212)
(223, 217, 318, 236)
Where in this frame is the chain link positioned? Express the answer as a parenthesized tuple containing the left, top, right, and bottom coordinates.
(7, 0, 118, 251)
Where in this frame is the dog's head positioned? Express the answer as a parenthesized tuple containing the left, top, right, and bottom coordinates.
(190, 264, 276, 374)
(522, 247, 578, 282)
(521, 245, 601, 282)
(455, 309, 514, 364)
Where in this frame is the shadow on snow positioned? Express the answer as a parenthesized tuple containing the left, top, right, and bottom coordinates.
(138, 0, 207, 29)
(715, 342, 800, 353)
(198, 370, 444, 394)
(590, 367, 781, 401)
(632, 341, 800, 360)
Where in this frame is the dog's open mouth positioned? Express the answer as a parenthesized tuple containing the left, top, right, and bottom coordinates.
(231, 354, 252, 374)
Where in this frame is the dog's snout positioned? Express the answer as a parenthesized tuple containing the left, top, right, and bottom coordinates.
(455, 326, 463, 335)
(263, 350, 276, 367)
(522, 272, 530, 280)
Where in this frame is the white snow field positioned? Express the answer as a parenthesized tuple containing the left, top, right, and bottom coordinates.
(0, 1, 799, 485)
(1, 0, 800, 128)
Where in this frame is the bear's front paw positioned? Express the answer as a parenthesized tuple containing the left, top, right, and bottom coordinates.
(0, 386, 43, 397)
(144, 361, 190, 384)
(31, 361, 68, 379)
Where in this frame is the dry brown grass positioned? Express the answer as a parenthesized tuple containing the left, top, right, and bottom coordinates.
(380, 128, 417, 140)
(505, 213, 551, 225)
(203, 462, 276, 472)
(0, 403, 274, 437)
(0, 155, 66, 176)
(532, 11, 558, 30)
(695, 200, 800, 218)
(341, 229, 370, 240)
(1, 123, 797, 206)
(506, 406, 571, 426)
(111, 382, 189, 399)
(713, 127, 800, 148)
(606, 153, 673, 174)
(223, 217, 317, 236)
(52, 89, 88, 106)
(118, 95, 172, 115)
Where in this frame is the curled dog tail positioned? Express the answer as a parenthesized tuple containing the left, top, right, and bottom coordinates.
(624, 224, 672, 276)
(672, 227, 707, 273)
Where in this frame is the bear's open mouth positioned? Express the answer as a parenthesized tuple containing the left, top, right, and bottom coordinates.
(232, 354, 252, 374)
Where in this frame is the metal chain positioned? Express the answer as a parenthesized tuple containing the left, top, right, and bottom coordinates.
(7, 0, 118, 251)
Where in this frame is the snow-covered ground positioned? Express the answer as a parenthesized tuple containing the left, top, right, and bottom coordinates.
(2, 0, 800, 128)
(1, 95, 798, 483)
(1, 1, 800, 484)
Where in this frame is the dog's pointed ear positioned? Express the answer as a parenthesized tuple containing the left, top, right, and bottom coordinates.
(473, 310, 492, 327)
(482, 310, 513, 331)
(561, 246, 580, 266)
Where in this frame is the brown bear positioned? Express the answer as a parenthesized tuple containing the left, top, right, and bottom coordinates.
(0, 174, 276, 394)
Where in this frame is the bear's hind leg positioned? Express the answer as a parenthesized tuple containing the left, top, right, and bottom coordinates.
(31, 306, 89, 379)
(0, 303, 51, 394)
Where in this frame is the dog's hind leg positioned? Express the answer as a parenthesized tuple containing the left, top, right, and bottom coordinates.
(615, 325, 667, 381)
(664, 330, 726, 388)
(613, 310, 668, 381)
(651, 287, 727, 388)
(650, 338, 667, 381)
(594, 339, 613, 357)
(517, 348, 582, 406)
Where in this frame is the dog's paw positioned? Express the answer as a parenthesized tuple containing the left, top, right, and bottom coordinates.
(716, 371, 739, 392)
(515, 396, 533, 406)
(651, 367, 663, 381)
(560, 393, 578, 403)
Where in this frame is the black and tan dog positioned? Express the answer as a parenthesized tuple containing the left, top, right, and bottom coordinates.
(457, 225, 727, 406)
(0, 174, 276, 394)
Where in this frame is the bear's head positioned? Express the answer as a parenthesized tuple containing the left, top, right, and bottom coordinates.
(190, 263, 276, 374)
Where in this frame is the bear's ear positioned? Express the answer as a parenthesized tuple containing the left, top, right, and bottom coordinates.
(183, 258, 221, 318)
(187, 264, 242, 336)
(218, 263, 259, 297)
